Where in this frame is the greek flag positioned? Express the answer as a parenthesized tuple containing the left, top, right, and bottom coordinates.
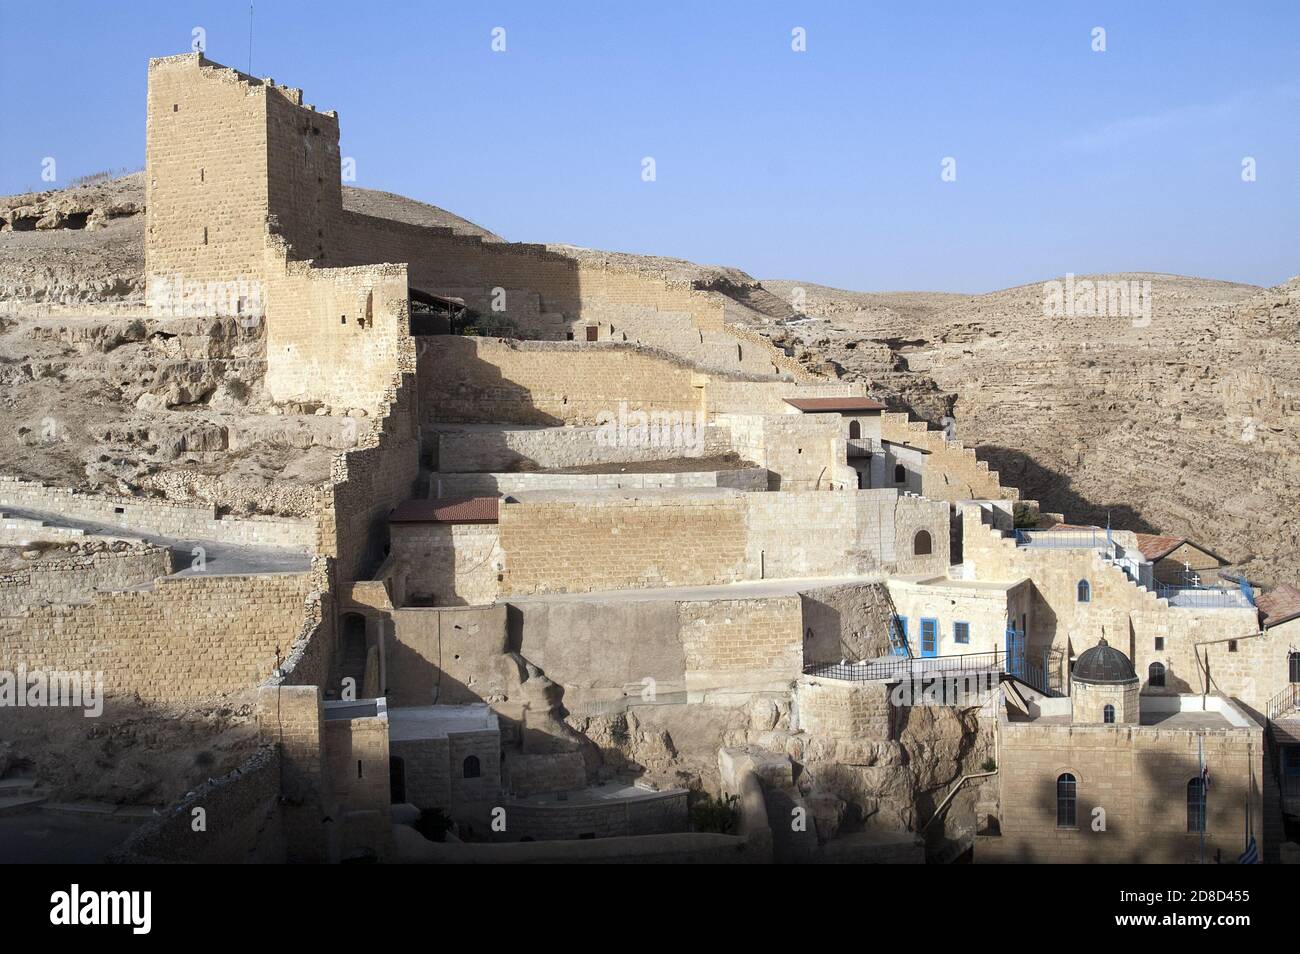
(1238, 835, 1259, 864)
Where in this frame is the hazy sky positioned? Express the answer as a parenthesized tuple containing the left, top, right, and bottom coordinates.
(2, 0, 1296, 292)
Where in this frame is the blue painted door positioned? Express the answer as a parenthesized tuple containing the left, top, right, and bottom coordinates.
(920, 618, 938, 657)
(1005, 622, 1025, 678)
(889, 616, 909, 656)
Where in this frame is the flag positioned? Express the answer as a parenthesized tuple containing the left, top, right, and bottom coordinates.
(1238, 835, 1259, 864)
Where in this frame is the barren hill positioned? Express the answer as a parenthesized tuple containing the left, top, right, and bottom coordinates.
(762, 273, 1300, 588)
(2, 174, 1296, 586)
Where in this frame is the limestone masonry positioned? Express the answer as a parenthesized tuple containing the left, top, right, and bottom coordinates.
(0, 51, 1295, 868)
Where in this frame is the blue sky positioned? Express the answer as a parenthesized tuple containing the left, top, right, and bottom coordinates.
(1, 0, 1296, 292)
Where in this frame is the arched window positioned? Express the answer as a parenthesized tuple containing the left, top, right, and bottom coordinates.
(1187, 778, 1206, 832)
(1290, 651, 1300, 684)
(1103, 704, 1115, 724)
(1076, 580, 1091, 603)
(462, 755, 481, 779)
(894, 464, 907, 484)
(848, 420, 861, 439)
(1149, 662, 1166, 688)
(914, 530, 932, 556)
(1056, 773, 1077, 827)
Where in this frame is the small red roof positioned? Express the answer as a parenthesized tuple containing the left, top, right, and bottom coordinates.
(783, 396, 886, 413)
(1258, 584, 1300, 629)
(1133, 533, 1186, 561)
(390, 497, 499, 524)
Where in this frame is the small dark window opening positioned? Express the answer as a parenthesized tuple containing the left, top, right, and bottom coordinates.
(357, 760, 363, 779)
(202, 227, 208, 245)
(463, 755, 481, 779)
(914, 530, 932, 556)
(1228, 640, 1238, 653)
(894, 464, 906, 484)
(341, 315, 347, 324)
(114, 506, 125, 514)
(1290, 652, 1300, 684)
(172, 103, 178, 112)
(1154, 636, 1165, 651)
(1103, 704, 1115, 724)
(849, 420, 861, 439)
(1149, 662, 1166, 688)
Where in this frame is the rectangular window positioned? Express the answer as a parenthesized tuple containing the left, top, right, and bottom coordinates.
(920, 618, 938, 656)
(1154, 637, 1165, 651)
(1228, 640, 1238, 653)
(1290, 652, 1300, 684)
(954, 621, 970, 645)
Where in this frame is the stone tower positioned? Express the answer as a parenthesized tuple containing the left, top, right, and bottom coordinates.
(144, 53, 342, 315)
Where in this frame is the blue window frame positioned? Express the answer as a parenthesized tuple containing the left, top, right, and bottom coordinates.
(1077, 579, 1091, 603)
(889, 616, 909, 656)
(920, 618, 938, 657)
(954, 621, 970, 645)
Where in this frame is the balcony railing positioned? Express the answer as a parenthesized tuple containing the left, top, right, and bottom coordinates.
(1267, 684, 1299, 722)
(805, 651, 1005, 683)
(846, 438, 880, 459)
(1013, 528, 1111, 549)
(1154, 582, 1254, 610)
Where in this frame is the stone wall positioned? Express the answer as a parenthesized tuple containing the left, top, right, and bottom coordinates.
(429, 467, 768, 498)
(983, 708, 1264, 863)
(0, 545, 175, 614)
(390, 522, 503, 606)
(386, 605, 510, 707)
(0, 475, 313, 549)
(745, 490, 950, 579)
(498, 492, 751, 595)
(715, 413, 852, 491)
(109, 746, 285, 864)
(144, 54, 272, 308)
(680, 596, 804, 697)
(503, 751, 587, 795)
(491, 789, 689, 841)
(881, 412, 1015, 502)
(0, 572, 312, 703)
(885, 577, 1033, 659)
(794, 677, 893, 741)
(432, 424, 734, 473)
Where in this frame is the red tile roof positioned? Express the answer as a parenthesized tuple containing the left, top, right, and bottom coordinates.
(1258, 584, 1300, 629)
(390, 497, 499, 524)
(783, 397, 886, 413)
(1133, 533, 1186, 561)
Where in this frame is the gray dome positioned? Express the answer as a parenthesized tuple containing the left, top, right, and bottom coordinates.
(1073, 638, 1137, 685)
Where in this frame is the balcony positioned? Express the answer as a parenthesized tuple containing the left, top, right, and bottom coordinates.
(846, 438, 879, 459)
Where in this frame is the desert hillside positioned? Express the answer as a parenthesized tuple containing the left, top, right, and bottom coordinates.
(2, 175, 1296, 587)
(761, 274, 1300, 588)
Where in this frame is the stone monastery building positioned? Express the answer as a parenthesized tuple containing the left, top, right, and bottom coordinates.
(5, 53, 1299, 864)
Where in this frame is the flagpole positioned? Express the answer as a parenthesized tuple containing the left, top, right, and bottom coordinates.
(1199, 734, 1206, 864)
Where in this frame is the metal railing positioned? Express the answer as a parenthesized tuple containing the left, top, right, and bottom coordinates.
(1154, 582, 1254, 609)
(1267, 684, 1300, 722)
(846, 438, 880, 459)
(804, 651, 1005, 683)
(1013, 528, 1106, 549)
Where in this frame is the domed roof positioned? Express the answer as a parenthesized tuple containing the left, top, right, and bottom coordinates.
(1073, 638, 1137, 685)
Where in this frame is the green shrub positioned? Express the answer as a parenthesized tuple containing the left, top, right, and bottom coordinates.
(691, 794, 739, 834)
